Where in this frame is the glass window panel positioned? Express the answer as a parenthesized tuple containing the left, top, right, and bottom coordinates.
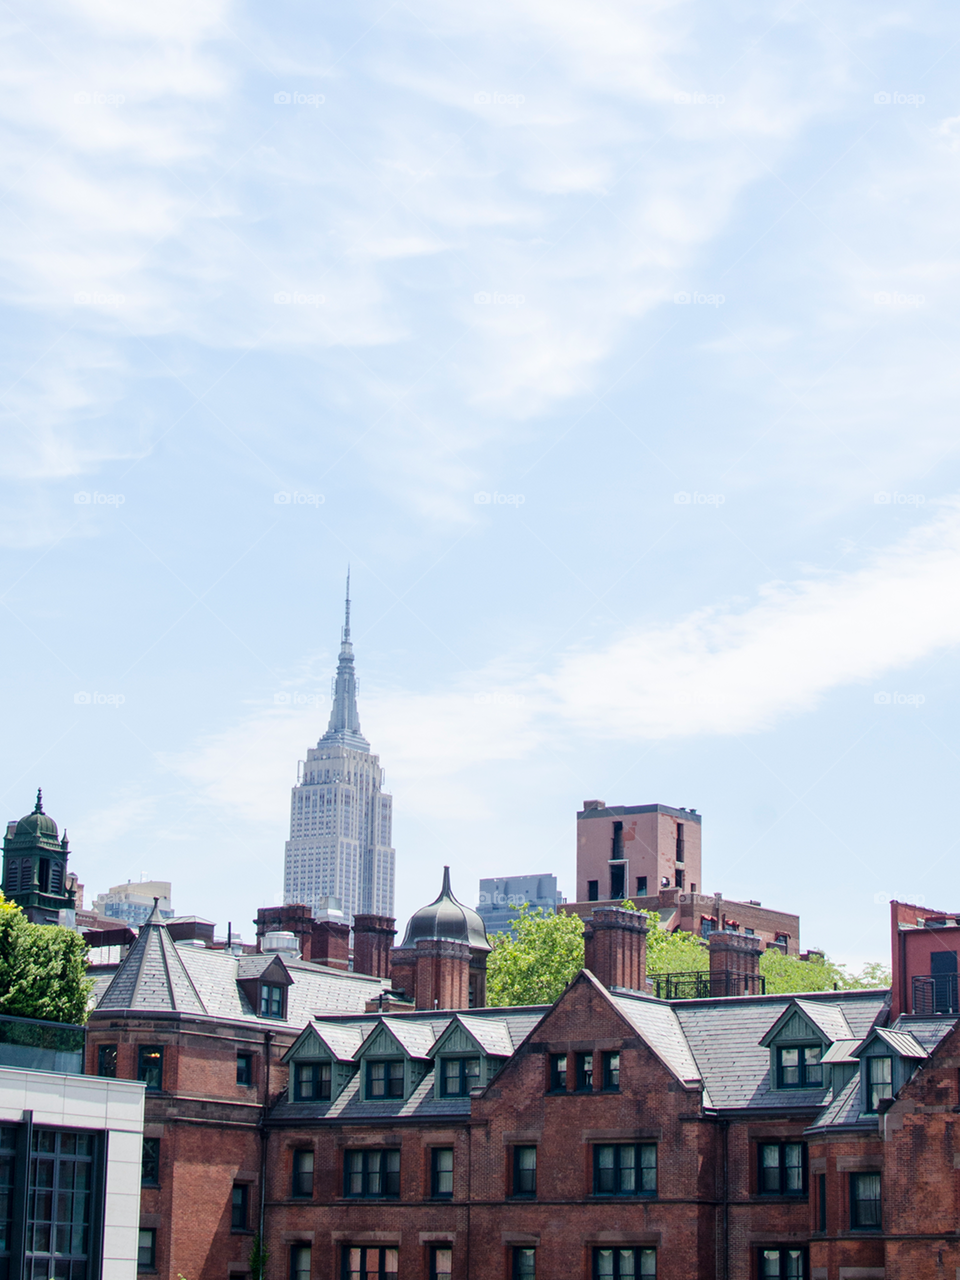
(803, 1046, 823, 1086)
(784, 1144, 803, 1193)
(638, 1252, 656, 1278)
(779, 1048, 799, 1087)
(595, 1252, 615, 1278)
(761, 1252, 781, 1279)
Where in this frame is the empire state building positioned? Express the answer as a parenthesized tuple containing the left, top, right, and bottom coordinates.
(283, 579, 395, 924)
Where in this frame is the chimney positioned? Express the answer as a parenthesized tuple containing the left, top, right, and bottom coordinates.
(584, 906, 648, 993)
(709, 932, 763, 996)
(309, 919, 350, 969)
(409, 938, 471, 1011)
(352, 914, 396, 978)
(582, 799, 605, 811)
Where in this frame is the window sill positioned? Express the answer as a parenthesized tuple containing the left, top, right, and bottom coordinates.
(231, 1229, 255, 1236)
(591, 1193, 657, 1200)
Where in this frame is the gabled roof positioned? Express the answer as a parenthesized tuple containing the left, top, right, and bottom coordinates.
(237, 954, 292, 985)
(357, 1017, 438, 1061)
(858, 1027, 928, 1059)
(889, 1016, 957, 1053)
(806, 1072, 866, 1131)
(97, 907, 207, 1014)
(282, 1021, 370, 1064)
(441, 1014, 515, 1057)
(821, 1039, 861, 1064)
(758, 998, 853, 1049)
(609, 991, 706, 1096)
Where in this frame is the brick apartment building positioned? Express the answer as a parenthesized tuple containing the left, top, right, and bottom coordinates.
(85, 869, 960, 1280)
(569, 801, 800, 954)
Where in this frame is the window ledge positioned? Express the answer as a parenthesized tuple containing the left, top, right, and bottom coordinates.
(231, 1229, 255, 1236)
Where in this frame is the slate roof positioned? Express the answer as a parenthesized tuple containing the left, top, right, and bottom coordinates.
(674, 990, 889, 1112)
(889, 1017, 957, 1053)
(97, 913, 207, 1014)
(92, 917, 391, 1029)
(807, 1073, 866, 1130)
(868, 1028, 928, 1059)
(455, 1014, 515, 1056)
(610, 994, 707, 1096)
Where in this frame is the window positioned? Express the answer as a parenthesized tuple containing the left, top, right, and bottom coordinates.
(138, 1046, 163, 1091)
(675, 823, 684, 861)
(429, 1246, 452, 1279)
(636, 877, 647, 897)
(512, 1248, 536, 1279)
(602, 1052, 620, 1091)
(512, 1146, 536, 1197)
(290, 1244, 311, 1280)
(758, 1249, 807, 1279)
(343, 1247, 397, 1278)
(593, 1144, 657, 1196)
(612, 821, 623, 858)
(231, 1184, 249, 1230)
(141, 1137, 160, 1186)
(610, 863, 625, 900)
(758, 1142, 806, 1196)
(576, 1052, 594, 1091)
(29, 1129, 99, 1280)
(850, 1172, 881, 1230)
(344, 1149, 400, 1199)
(818, 1174, 827, 1232)
(431, 1147, 453, 1198)
(700, 917, 716, 938)
(97, 1044, 117, 1078)
(260, 984, 285, 1019)
(777, 1045, 822, 1089)
(549, 1054, 567, 1092)
(588, 881, 599, 902)
(367, 1060, 404, 1099)
(237, 1054, 253, 1086)
(675, 870, 684, 889)
(594, 1248, 656, 1277)
(292, 1149, 314, 1198)
(138, 1228, 157, 1271)
(866, 1057, 893, 1112)
(295, 1062, 332, 1102)
(440, 1057, 480, 1097)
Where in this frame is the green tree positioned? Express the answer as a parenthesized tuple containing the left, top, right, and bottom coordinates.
(759, 948, 891, 995)
(486, 904, 585, 1006)
(0, 893, 92, 1024)
(248, 1235, 268, 1280)
(642, 909, 708, 976)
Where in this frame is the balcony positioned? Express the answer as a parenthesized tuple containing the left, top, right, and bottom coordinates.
(0, 1013, 85, 1074)
(653, 970, 766, 1000)
(912, 973, 959, 1016)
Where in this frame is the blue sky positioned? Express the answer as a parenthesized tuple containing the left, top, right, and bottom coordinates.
(2, 0, 958, 966)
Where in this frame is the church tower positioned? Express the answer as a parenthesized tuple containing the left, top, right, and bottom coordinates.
(2, 790, 77, 924)
(283, 577, 395, 926)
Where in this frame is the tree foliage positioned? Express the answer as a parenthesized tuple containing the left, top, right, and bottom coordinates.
(760, 947, 891, 995)
(0, 894, 92, 1024)
(642, 909, 708, 975)
(486, 904, 585, 1006)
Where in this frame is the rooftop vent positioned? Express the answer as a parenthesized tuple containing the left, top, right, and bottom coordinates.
(262, 930, 301, 958)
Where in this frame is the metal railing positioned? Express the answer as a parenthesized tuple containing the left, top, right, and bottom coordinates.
(0, 1012, 85, 1074)
(653, 970, 765, 1000)
(912, 973, 959, 1016)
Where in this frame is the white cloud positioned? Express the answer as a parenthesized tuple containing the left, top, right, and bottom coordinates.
(169, 502, 960, 823)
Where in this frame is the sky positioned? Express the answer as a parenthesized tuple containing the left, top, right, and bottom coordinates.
(2, 0, 959, 970)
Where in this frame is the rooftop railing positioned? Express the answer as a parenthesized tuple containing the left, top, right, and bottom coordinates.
(911, 973, 959, 1016)
(652, 970, 766, 1000)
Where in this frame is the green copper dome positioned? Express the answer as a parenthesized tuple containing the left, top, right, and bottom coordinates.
(399, 866, 490, 952)
(14, 790, 58, 840)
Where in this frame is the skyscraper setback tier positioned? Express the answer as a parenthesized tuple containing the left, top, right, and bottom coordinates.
(283, 581, 395, 925)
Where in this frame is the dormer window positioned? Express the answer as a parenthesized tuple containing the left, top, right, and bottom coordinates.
(260, 984, 286, 1019)
(294, 1062, 331, 1102)
(440, 1057, 480, 1097)
(777, 1045, 822, 1089)
(866, 1057, 893, 1112)
(367, 1060, 404, 1099)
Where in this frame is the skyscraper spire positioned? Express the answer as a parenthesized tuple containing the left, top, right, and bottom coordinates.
(322, 570, 368, 750)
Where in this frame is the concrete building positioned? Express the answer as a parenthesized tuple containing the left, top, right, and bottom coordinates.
(92, 881, 174, 928)
(476, 873, 563, 935)
(0, 1010, 144, 1280)
(283, 577, 395, 925)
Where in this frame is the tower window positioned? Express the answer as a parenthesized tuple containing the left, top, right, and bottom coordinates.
(587, 881, 599, 902)
(37, 859, 50, 893)
(675, 823, 684, 862)
(609, 863, 625, 900)
(636, 877, 647, 897)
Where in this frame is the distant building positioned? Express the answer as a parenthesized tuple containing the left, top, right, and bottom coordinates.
(92, 880, 174, 927)
(283, 577, 395, 925)
(2, 789, 76, 924)
(477, 873, 564, 935)
(570, 800, 800, 953)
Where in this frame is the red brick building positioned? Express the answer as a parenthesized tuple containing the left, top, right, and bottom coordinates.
(88, 883, 960, 1280)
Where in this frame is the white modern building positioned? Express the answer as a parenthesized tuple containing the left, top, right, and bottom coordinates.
(283, 579, 395, 925)
(92, 881, 174, 928)
(0, 1017, 145, 1280)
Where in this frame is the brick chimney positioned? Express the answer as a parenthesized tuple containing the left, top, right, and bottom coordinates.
(353, 914, 396, 979)
(584, 906, 648, 993)
(709, 932, 763, 996)
(410, 938, 471, 1010)
(308, 919, 350, 969)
